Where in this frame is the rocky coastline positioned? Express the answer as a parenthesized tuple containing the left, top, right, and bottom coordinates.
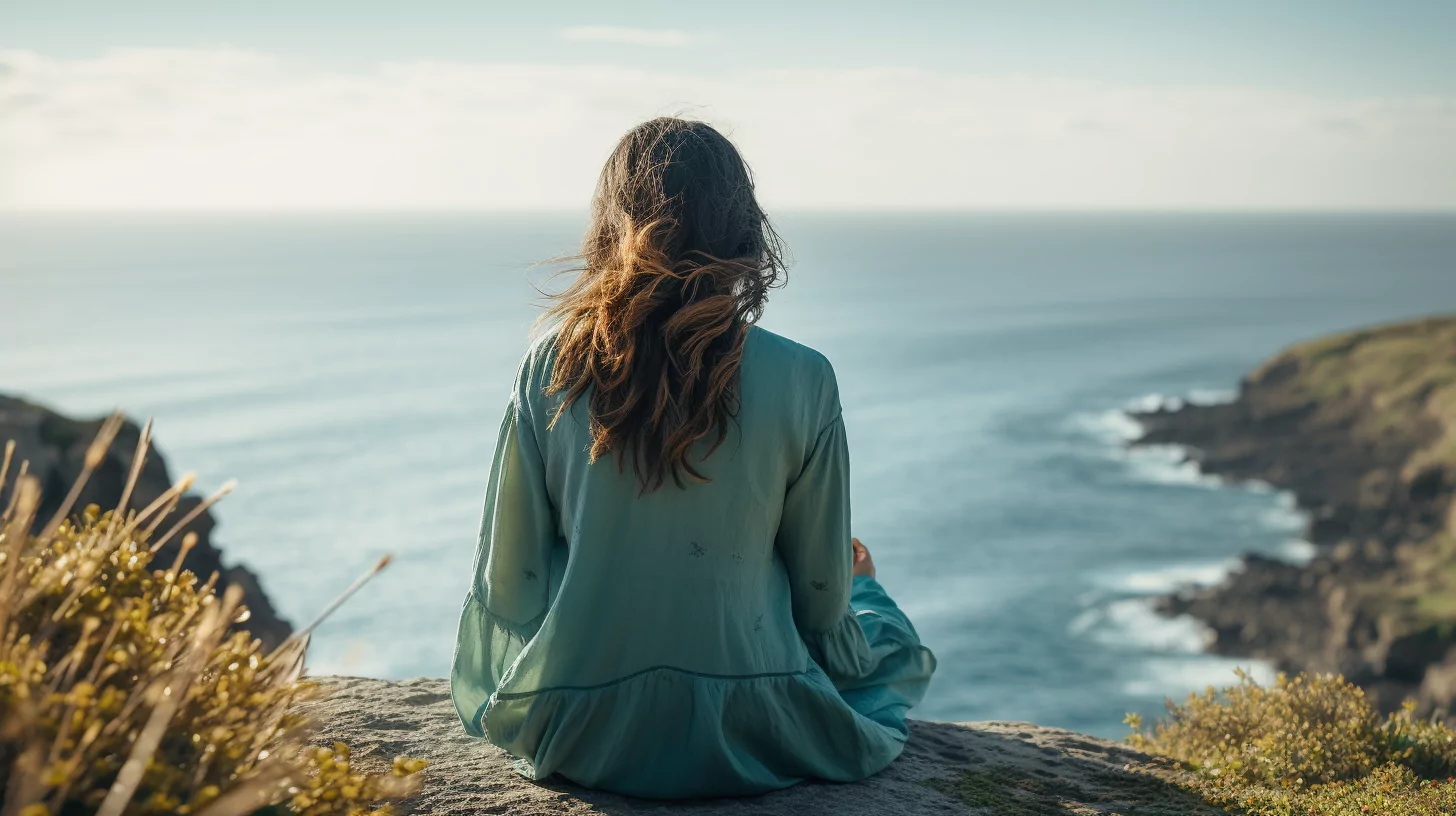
(0, 394, 292, 648)
(1132, 315, 1456, 715)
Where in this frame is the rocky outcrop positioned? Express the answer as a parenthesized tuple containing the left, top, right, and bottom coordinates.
(1133, 315, 1456, 715)
(302, 676, 1226, 815)
(0, 394, 291, 648)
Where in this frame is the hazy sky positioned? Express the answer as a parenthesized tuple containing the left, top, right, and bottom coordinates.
(3, 0, 1454, 211)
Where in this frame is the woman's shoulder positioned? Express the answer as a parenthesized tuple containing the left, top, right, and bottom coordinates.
(743, 326, 841, 419)
(745, 325, 835, 378)
(523, 325, 563, 369)
(509, 325, 564, 411)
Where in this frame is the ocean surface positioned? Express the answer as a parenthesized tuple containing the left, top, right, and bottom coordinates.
(3, 212, 1454, 739)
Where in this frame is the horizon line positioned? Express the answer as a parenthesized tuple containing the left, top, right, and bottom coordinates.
(4, 207, 1456, 217)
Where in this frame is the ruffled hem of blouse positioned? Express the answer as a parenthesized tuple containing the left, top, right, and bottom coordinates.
(481, 661, 910, 798)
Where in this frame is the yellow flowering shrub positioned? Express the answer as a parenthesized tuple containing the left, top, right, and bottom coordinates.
(1127, 668, 1456, 815)
(0, 418, 425, 816)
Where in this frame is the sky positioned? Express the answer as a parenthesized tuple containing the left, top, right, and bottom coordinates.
(2, 0, 1454, 212)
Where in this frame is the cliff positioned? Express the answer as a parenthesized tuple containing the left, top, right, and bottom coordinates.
(0, 394, 292, 648)
(301, 676, 1225, 815)
(1133, 315, 1456, 715)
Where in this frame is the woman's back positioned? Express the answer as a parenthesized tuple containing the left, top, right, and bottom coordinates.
(449, 117, 934, 798)
(499, 325, 839, 689)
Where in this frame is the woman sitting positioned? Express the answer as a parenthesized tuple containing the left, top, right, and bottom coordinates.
(450, 117, 936, 798)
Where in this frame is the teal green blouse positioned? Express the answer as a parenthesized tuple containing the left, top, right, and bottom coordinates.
(450, 326, 936, 798)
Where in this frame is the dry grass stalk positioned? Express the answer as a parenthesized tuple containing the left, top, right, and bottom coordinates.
(151, 480, 236, 555)
(2, 457, 29, 522)
(288, 555, 393, 644)
(37, 411, 125, 541)
(114, 420, 151, 519)
(0, 441, 14, 493)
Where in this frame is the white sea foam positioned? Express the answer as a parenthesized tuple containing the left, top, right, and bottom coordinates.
(1065, 407, 1225, 488)
(1107, 559, 1241, 595)
(1084, 598, 1214, 654)
(1279, 539, 1318, 565)
(1067, 408, 1145, 444)
(1066, 388, 1301, 493)
(1124, 393, 1180, 414)
(1252, 493, 1308, 533)
(1123, 657, 1277, 698)
(1124, 443, 1224, 488)
(1243, 478, 1276, 494)
(1066, 389, 1244, 490)
(1120, 388, 1234, 415)
(1068, 388, 1226, 448)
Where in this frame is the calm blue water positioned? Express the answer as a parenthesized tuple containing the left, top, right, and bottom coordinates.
(3, 213, 1454, 738)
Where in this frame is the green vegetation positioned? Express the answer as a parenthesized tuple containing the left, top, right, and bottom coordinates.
(1255, 315, 1456, 481)
(1127, 670, 1456, 815)
(0, 417, 424, 815)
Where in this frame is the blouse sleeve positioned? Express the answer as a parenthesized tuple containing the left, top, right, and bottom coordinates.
(450, 399, 557, 737)
(775, 412, 878, 688)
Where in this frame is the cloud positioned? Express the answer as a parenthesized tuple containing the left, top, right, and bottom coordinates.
(557, 26, 693, 48)
(1, 48, 1454, 212)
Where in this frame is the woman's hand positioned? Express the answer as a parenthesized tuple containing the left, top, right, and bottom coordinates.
(851, 537, 876, 579)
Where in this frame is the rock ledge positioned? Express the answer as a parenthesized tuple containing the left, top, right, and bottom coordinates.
(303, 676, 1223, 815)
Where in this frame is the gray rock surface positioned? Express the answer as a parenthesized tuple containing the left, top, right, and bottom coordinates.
(304, 676, 1226, 815)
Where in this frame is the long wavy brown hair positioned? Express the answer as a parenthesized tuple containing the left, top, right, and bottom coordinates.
(542, 117, 786, 493)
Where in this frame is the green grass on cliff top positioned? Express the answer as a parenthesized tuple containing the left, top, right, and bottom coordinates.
(1255, 314, 1456, 477)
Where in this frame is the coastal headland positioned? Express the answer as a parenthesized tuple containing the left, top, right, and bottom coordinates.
(1134, 315, 1456, 716)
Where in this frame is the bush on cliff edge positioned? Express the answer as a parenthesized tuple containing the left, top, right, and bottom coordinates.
(0, 417, 424, 815)
(1128, 668, 1456, 815)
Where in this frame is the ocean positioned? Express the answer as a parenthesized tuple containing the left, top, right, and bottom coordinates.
(3, 212, 1454, 739)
